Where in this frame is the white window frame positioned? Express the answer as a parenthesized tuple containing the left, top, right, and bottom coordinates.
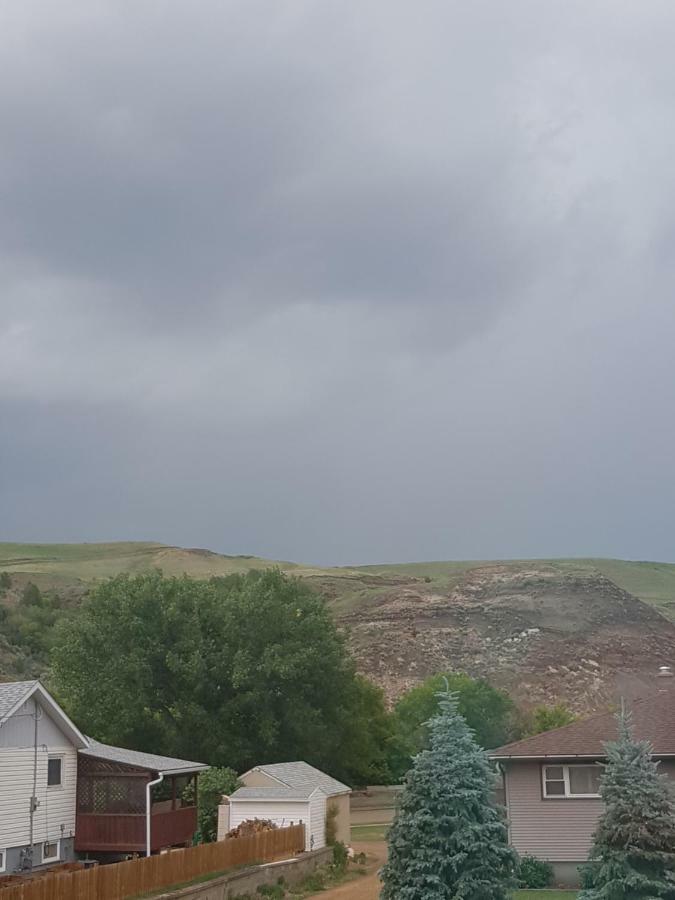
(542, 763, 601, 799)
(0, 848, 6, 874)
(42, 840, 60, 863)
(47, 755, 64, 790)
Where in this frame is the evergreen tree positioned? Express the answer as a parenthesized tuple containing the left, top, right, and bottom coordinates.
(580, 711, 675, 899)
(380, 688, 516, 899)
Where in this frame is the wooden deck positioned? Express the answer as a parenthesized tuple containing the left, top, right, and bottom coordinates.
(75, 806, 197, 852)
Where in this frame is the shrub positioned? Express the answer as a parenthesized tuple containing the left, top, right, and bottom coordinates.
(517, 854, 554, 888)
(257, 884, 284, 898)
(332, 841, 348, 875)
(325, 802, 339, 845)
(0, 572, 11, 590)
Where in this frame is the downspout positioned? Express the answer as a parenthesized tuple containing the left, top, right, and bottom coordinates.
(146, 773, 164, 857)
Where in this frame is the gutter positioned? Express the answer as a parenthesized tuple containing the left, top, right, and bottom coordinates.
(146, 773, 164, 857)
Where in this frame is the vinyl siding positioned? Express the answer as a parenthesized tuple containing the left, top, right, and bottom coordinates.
(504, 759, 675, 862)
(0, 698, 78, 852)
(229, 800, 311, 850)
(0, 746, 78, 850)
(504, 762, 602, 861)
(240, 771, 279, 789)
(309, 792, 326, 851)
(329, 793, 351, 845)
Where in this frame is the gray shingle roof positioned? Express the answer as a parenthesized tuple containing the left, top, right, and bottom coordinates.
(81, 737, 209, 775)
(0, 681, 39, 722)
(230, 786, 318, 801)
(249, 762, 349, 796)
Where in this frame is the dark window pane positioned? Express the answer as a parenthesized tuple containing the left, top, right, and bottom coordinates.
(545, 780, 565, 796)
(545, 766, 563, 780)
(47, 758, 62, 787)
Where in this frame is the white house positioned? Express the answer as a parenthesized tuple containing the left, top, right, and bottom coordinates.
(0, 680, 88, 874)
(218, 761, 351, 852)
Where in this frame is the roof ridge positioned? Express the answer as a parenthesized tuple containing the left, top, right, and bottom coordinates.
(492, 703, 618, 754)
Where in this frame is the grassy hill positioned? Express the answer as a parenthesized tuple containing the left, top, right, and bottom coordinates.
(2, 542, 675, 616)
(3, 543, 675, 704)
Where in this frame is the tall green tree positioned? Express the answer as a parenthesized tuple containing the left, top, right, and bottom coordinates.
(50, 569, 388, 784)
(523, 703, 576, 736)
(381, 688, 517, 899)
(387, 672, 516, 780)
(580, 711, 675, 899)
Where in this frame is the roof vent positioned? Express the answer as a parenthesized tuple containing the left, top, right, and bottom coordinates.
(658, 665, 674, 678)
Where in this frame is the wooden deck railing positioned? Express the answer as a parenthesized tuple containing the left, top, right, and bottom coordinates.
(75, 807, 198, 852)
(0, 824, 305, 900)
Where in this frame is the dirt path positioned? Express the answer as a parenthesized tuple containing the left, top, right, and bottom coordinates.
(307, 841, 386, 899)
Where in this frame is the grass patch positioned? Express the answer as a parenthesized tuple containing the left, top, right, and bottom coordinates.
(513, 892, 577, 899)
(351, 824, 389, 842)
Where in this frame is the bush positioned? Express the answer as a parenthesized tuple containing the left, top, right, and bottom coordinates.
(579, 861, 598, 889)
(517, 854, 554, 888)
(332, 841, 348, 875)
(325, 802, 339, 845)
(0, 572, 11, 590)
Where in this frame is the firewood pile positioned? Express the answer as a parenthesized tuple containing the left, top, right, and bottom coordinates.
(226, 818, 279, 838)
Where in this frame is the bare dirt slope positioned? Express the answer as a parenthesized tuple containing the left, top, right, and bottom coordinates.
(3, 544, 675, 711)
(343, 564, 675, 710)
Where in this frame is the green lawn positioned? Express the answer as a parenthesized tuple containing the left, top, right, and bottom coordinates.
(513, 893, 577, 899)
(351, 824, 390, 842)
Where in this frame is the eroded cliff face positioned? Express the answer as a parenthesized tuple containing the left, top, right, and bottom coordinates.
(339, 565, 675, 709)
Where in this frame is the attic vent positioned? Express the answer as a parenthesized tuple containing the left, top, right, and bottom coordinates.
(657, 665, 674, 678)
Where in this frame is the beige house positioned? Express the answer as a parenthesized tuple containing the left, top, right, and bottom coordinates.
(489, 691, 675, 886)
(218, 762, 350, 849)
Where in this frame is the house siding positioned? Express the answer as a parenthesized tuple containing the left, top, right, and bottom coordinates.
(0, 698, 78, 865)
(504, 761, 603, 862)
(329, 793, 351, 845)
(308, 792, 327, 851)
(241, 771, 279, 789)
(504, 759, 675, 863)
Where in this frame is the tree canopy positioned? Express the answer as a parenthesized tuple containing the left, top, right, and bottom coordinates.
(580, 711, 675, 899)
(50, 569, 390, 785)
(523, 703, 576, 735)
(387, 672, 516, 779)
(381, 687, 517, 899)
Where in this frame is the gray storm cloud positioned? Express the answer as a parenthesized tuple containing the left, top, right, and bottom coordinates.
(2, 0, 675, 564)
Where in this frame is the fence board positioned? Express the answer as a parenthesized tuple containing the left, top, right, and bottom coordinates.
(0, 825, 304, 900)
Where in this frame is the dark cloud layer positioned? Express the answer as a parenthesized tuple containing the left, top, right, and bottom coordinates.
(2, 1, 675, 564)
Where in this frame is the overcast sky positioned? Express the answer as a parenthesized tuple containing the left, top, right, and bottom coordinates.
(2, 1, 675, 566)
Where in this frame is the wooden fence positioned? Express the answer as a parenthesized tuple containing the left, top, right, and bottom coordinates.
(0, 824, 305, 900)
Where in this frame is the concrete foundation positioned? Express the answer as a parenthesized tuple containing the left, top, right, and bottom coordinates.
(551, 860, 584, 888)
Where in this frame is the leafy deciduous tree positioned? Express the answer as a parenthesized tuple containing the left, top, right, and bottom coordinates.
(51, 569, 389, 785)
(387, 672, 516, 780)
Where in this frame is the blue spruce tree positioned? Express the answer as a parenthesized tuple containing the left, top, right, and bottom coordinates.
(380, 687, 516, 899)
(579, 710, 675, 899)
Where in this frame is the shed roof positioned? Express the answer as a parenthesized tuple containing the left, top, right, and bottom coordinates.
(81, 737, 209, 775)
(490, 692, 675, 760)
(230, 786, 321, 802)
(243, 761, 349, 796)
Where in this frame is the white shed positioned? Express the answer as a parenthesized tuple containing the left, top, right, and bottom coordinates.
(219, 786, 327, 852)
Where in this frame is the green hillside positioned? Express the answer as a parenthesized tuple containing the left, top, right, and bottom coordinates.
(2, 542, 675, 617)
(2, 542, 675, 690)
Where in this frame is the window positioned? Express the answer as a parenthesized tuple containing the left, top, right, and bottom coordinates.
(0, 849, 5, 873)
(42, 840, 60, 863)
(47, 756, 62, 788)
(542, 764, 601, 798)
